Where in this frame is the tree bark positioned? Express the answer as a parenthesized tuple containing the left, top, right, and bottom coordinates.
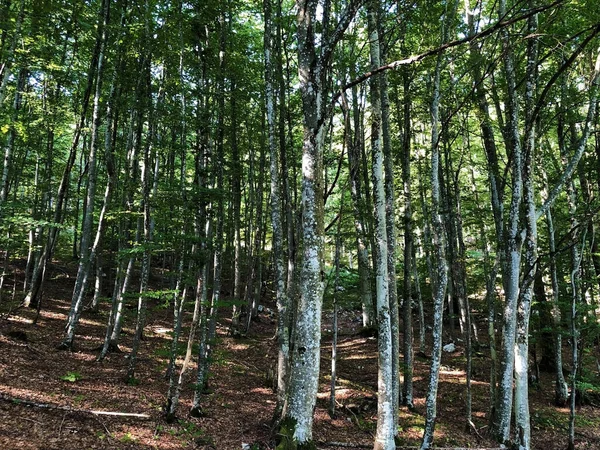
(367, 2, 395, 448)
(265, 0, 290, 424)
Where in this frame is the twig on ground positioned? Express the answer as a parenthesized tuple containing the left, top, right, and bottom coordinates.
(21, 417, 43, 425)
(92, 414, 112, 441)
(58, 412, 66, 437)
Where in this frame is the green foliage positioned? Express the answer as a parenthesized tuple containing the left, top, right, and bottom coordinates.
(171, 419, 205, 441)
(126, 377, 140, 386)
(96, 431, 108, 440)
(60, 371, 82, 383)
(532, 408, 565, 430)
(323, 267, 361, 310)
(210, 344, 230, 367)
(214, 298, 246, 308)
(119, 431, 137, 443)
(154, 340, 198, 360)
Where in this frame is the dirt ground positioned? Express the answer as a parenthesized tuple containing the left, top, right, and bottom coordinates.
(0, 262, 599, 449)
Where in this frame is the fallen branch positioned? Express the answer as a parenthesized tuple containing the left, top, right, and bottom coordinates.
(317, 442, 371, 448)
(468, 418, 484, 440)
(0, 393, 151, 420)
(317, 446, 504, 450)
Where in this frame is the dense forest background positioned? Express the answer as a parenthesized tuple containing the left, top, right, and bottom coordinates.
(1, 0, 600, 449)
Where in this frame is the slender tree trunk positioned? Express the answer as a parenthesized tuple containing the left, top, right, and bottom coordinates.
(567, 215, 584, 450)
(421, 3, 451, 444)
(329, 198, 343, 420)
(541, 181, 568, 405)
(494, 0, 525, 441)
(190, 114, 212, 414)
(245, 121, 266, 332)
(380, 45, 400, 429)
(265, 0, 290, 424)
(367, 3, 395, 448)
(230, 77, 243, 334)
(62, 0, 110, 348)
(347, 80, 375, 329)
(513, 12, 538, 449)
(23, 0, 106, 309)
(399, 68, 414, 408)
(126, 8, 155, 380)
(0, 67, 26, 301)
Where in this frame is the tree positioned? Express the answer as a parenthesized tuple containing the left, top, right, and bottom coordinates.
(367, 0, 396, 447)
(279, 0, 361, 445)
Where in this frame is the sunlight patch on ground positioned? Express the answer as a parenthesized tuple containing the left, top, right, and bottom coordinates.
(51, 304, 71, 311)
(6, 315, 33, 325)
(78, 318, 105, 327)
(316, 387, 353, 400)
(38, 310, 67, 321)
(70, 351, 97, 362)
(337, 338, 368, 348)
(151, 327, 172, 334)
(343, 353, 374, 361)
(412, 397, 426, 408)
(440, 366, 464, 376)
(250, 387, 273, 396)
(227, 342, 250, 351)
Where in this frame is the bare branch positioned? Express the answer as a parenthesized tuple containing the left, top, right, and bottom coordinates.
(334, 0, 566, 102)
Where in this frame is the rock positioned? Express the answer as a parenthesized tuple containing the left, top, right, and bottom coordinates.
(442, 342, 456, 353)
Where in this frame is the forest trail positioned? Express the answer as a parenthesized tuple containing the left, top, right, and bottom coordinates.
(0, 264, 599, 449)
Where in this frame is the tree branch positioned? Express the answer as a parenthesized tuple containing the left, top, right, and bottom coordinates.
(536, 50, 600, 221)
(526, 23, 600, 138)
(333, 0, 566, 103)
(319, 0, 365, 72)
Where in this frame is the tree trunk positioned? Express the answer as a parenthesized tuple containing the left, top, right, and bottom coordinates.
(494, 0, 525, 442)
(513, 13, 538, 449)
(421, 3, 451, 444)
(126, 8, 155, 380)
(347, 79, 375, 329)
(399, 67, 414, 408)
(62, 0, 111, 348)
(380, 43, 400, 430)
(367, 3, 395, 448)
(265, 0, 290, 424)
(282, 0, 325, 437)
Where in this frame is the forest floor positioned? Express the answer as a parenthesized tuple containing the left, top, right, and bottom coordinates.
(1, 261, 600, 449)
